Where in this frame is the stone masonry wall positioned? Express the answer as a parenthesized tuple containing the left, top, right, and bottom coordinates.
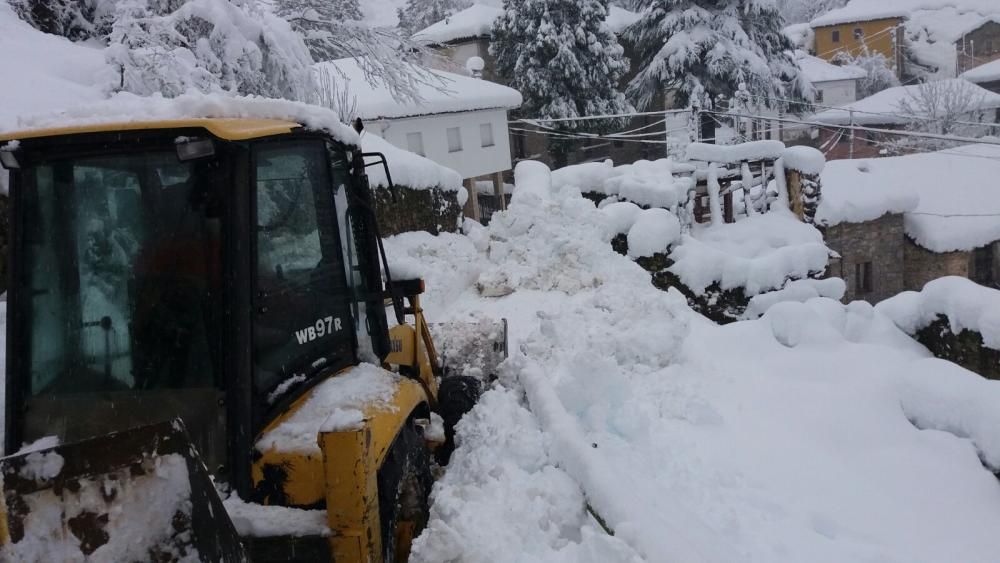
(823, 213, 905, 303)
(903, 238, 971, 291)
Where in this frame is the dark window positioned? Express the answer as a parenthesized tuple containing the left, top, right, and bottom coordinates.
(832, 30, 841, 43)
(973, 245, 995, 285)
(815, 89, 825, 103)
(20, 152, 223, 395)
(253, 141, 353, 397)
(855, 261, 874, 294)
(853, 28, 864, 40)
(866, 131, 878, 146)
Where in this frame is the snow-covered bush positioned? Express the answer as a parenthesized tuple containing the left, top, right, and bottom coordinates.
(397, 0, 471, 36)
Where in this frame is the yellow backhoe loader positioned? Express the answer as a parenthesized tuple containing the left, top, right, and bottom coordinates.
(0, 116, 505, 562)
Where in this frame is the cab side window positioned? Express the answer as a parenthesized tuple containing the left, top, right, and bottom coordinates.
(253, 141, 353, 396)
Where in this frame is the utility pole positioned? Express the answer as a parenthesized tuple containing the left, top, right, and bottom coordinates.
(849, 109, 856, 159)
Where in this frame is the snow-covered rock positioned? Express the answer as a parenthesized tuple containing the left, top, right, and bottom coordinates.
(877, 276, 1000, 350)
(627, 208, 681, 258)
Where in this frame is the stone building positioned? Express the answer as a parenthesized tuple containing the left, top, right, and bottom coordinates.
(818, 144, 1000, 304)
(955, 19, 1000, 75)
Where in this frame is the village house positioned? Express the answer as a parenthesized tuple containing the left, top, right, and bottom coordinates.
(817, 144, 1000, 303)
(810, 78, 1000, 160)
(956, 18, 1000, 75)
(318, 58, 522, 222)
(962, 59, 1000, 93)
(809, 8, 905, 76)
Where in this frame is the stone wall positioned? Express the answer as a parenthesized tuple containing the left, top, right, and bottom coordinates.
(903, 238, 971, 291)
(823, 213, 905, 303)
(371, 185, 463, 237)
(914, 316, 1000, 380)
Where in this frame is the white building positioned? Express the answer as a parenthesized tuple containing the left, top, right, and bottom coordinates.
(318, 58, 522, 219)
(797, 52, 866, 108)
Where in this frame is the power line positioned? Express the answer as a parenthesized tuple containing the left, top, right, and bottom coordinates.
(512, 108, 688, 125)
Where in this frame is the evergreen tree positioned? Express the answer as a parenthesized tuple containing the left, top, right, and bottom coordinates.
(8, 0, 100, 40)
(397, 0, 470, 37)
(626, 0, 808, 111)
(491, 0, 633, 165)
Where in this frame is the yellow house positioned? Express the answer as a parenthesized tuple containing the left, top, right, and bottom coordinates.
(811, 13, 906, 76)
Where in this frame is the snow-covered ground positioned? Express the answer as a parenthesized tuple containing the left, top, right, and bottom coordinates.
(391, 163, 1000, 563)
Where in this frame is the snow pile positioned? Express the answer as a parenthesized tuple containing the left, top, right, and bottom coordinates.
(669, 211, 832, 296)
(819, 144, 1000, 251)
(412, 4, 505, 43)
(744, 277, 847, 319)
(598, 201, 643, 235)
(255, 364, 400, 454)
(627, 208, 681, 258)
(686, 140, 786, 164)
(363, 133, 464, 193)
(318, 58, 522, 120)
(812, 79, 1000, 126)
(877, 276, 1000, 349)
(781, 145, 826, 175)
(550, 158, 694, 209)
(962, 58, 1000, 84)
(224, 495, 329, 538)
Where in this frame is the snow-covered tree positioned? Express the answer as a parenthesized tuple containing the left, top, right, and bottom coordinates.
(7, 0, 102, 40)
(833, 47, 898, 99)
(397, 0, 470, 36)
(776, 0, 848, 25)
(491, 0, 633, 164)
(625, 0, 808, 111)
(106, 0, 316, 101)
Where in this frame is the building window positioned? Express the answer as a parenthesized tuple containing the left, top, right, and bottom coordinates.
(480, 123, 495, 147)
(447, 127, 463, 153)
(832, 30, 841, 43)
(815, 89, 825, 103)
(406, 132, 425, 156)
(865, 131, 877, 146)
(855, 261, 874, 294)
(853, 28, 864, 40)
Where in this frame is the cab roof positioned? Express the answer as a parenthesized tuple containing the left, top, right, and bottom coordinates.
(0, 118, 303, 143)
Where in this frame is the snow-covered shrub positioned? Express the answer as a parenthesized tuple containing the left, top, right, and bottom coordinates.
(397, 0, 471, 36)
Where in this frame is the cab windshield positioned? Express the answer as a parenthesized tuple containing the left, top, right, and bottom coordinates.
(20, 150, 223, 396)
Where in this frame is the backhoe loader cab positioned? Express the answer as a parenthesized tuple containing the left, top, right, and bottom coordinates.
(0, 117, 468, 561)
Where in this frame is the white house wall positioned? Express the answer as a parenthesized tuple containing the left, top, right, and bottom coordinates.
(370, 108, 513, 179)
(815, 79, 859, 109)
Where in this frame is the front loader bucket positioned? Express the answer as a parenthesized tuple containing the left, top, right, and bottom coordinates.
(0, 420, 247, 562)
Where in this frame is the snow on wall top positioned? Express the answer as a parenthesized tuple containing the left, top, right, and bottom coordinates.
(363, 133, 464, 193)
(318, 58, 522, 120)
(795, 52, 866, 84)
(412, 3, 640, 44)
(811, 79, 1000, 126)
(781, 146, 826, 175)
(962, 58, 1000, 84)
(686, 140, 786, 164)
(819, 144, 1000, 252)
(877, 276, 1000, 350)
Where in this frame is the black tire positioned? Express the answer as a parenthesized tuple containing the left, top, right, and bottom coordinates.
(377, 422, 433, 563)
(435, 376, 482, 465)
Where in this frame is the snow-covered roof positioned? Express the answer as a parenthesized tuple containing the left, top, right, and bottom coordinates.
(819, 144, 1000, 252)
(811, 79, 1000, 126)
(796, 52, 866, 84)
(318, 58, 522, 120)
(412, 3, 640, 44)
(962, 59, 1000, 84)
(811, 1, 1000, 78)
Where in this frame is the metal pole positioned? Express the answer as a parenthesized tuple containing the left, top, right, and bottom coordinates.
(849, 110, 856, 159)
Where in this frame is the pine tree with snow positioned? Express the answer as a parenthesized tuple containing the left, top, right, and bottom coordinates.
(625, 0, 808, 111)
(776, 0, 848, 25)
(8, 0, 100, 40)
(397, 0, 470, 37)
(491, 0, 633, 164)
